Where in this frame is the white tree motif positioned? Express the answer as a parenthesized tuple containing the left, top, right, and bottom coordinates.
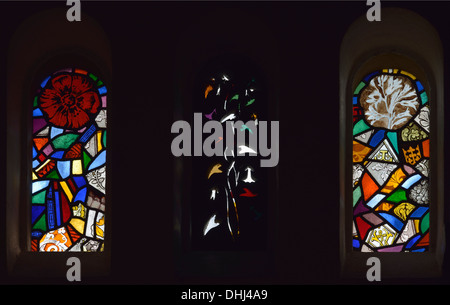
(360, 75, 419, 130)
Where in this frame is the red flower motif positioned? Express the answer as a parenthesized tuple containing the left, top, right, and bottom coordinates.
(39, 73, 101, 129)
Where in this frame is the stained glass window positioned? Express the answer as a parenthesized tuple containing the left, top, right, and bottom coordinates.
(352, 69, 430, 252)
(191, 61, 268, 251)
(31, 68, 107, 252)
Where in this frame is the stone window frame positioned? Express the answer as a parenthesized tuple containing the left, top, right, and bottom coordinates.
(339, 7, 445, 279)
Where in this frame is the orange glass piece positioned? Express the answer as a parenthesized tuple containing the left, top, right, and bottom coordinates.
(33, 137, 48, 151)
(205, 85, 213, 99)
(422, 139, 430, 158)
(375, 202, 394, 212)
(362, 172, 378, 201)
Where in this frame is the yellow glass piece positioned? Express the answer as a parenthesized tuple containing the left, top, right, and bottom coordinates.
(35, 159, 51, 172)
(96, 216, 105, 239)
(72, 159, 83, 175)
(207, 163, 222, 179)
(70, 218, 85, 234)
(375, 202, 394, 212)
(381, 168, 406, 193)
(72, 203, 86, 218)
(32, 171, 38, 180)
(97, 131, 103, 152)
(353, 141, 372, 163)
(394, 202, 415, 221)
(60, 180, 73, 202)
(414, 219, 420, 233)
(401, 70, 416, 80)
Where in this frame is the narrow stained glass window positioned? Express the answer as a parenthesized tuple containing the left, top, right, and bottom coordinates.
(191, 63, 268, 251)
(31, 68, 107, 252)
(352, 69, 430, 252)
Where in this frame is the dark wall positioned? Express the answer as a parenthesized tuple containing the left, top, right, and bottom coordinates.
(0, 0, 450, 289)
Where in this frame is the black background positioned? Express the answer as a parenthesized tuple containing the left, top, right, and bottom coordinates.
(0, 0, 449, 299)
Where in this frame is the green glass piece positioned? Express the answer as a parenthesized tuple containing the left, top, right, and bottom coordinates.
(240, 124, 253, 134)
(387, 132, 399, 154)
(52, 133, 79, 150)
(386, 188, 407, 203)
(102, 130, 107, 148)
(353, 120, 370, 136)
(32, 189, 46, 204)
(420, 212, 430, 234)
(32, 214, 47, 231)
(83, 151, 92, 170)
(353, 186, 362, 207)
(246, 99, 255, 106)
(230, 94, 239, 101)
(420, 91, 428, 105)
(33, 96, 38, 107)
(88, 73, 98, 82)
(354, 81, 366, 95)
(46, 169, 61, 180)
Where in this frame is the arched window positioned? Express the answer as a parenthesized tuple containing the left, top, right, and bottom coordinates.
(31, 68, 107, 252)
(340, 8, 444, 278)
(6, 7, 111, 277)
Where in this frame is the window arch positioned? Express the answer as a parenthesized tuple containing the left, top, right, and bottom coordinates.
(7, 7, 111, 277)
(340, 8, 444, 278)
(173, 6, 279, 279)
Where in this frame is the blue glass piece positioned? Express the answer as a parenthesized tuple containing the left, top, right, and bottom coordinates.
(416, 80, 424, 92)
(353, 97, 358, 105)
(73, 175, 86, 188)
(369, 130, 386, 147)
(31, 205, 45, 224)
(379, 213, 404, 231)
(363, 71, 380, 82)
(32, 159, 40, 169)
(88, 150, 106, 171)
(32, 146, 37, 158)
(80, 124, 96, 143)
(40, 75, 51, 88)
(412, 248, 426, 252)
(31, 231, 43, 238)
(57, 160, 71, 179)
(46, 186, 55, 230)
(74, 187, 87, 203)
(33, 108, 43, 117)
(402, 174, 421, 189)
(366, 193, 385, 208)
(410, 206, 429, 218)
(405, 235, 421, 249)
(55, 191, 61, 227)
(51, 151, 65, 159)
(98, 86, 107, 95)
(352, 239, 361, 248)
(50, 127, 64, 139)
(32, 180, 49, 194)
